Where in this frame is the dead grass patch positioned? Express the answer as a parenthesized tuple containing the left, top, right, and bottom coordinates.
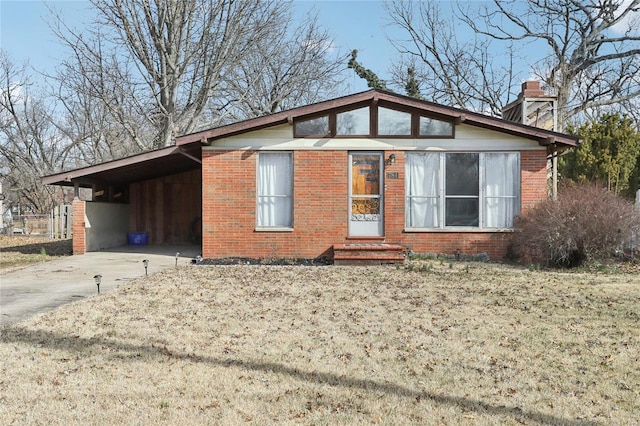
(0, 262, 638, 425)
(0, 236, 72, 273)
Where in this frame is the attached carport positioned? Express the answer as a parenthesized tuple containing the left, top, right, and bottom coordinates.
(42, 142, 202, 254)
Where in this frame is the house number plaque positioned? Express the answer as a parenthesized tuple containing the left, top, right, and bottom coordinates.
(386, 172, 399, 179)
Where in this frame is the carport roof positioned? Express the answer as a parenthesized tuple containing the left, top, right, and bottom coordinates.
(42, 142, 202, 188)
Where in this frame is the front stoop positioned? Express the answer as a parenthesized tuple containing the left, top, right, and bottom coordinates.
(333, 243, 406, 265)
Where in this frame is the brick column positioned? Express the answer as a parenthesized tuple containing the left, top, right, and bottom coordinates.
(520, 150, 548, 212)
(72, 199, 86, 255)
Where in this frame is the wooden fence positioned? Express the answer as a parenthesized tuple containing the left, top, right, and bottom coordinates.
(50, 204, 72, 239)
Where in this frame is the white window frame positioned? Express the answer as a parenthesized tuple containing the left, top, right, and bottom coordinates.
(256, 152, 294, 230)
(444, 153, 480, 227)
(405, 152, 520, 230)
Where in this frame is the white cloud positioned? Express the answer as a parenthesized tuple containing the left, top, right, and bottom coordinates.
(609, 0, 640, 34)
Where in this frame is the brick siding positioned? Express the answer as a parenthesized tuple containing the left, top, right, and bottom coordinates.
(72, 199, 86, 255)
(201, 149, 548, 261)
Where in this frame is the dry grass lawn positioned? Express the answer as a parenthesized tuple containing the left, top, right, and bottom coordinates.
(0, 235, 72, 273)
(1, 260, 638, 425)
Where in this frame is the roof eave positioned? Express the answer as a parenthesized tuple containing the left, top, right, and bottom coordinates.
(177, 88, 579, 148)
(41, 142, 202, 187)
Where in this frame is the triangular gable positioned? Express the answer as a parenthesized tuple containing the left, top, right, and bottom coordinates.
(176, 89, 579, 148)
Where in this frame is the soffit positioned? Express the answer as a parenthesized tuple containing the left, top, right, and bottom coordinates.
(42, 142, 202, 188)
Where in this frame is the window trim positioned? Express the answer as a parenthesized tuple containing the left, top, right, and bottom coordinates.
(336, 106, 372, 137)
(377, 106, 412, 136)
(293, 102, 455, 139)
(444, 153, 480, 227)
(405, 151, 520, 231)
(293, 114, 330, 138)
(256, 151, 294, 230)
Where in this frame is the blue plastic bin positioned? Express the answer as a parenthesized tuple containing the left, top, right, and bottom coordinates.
(127, 232, 149, 245)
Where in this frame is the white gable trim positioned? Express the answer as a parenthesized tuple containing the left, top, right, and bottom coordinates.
(203, 123, 545, 152)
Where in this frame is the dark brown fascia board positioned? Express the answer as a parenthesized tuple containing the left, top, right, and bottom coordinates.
(175, 89, 579, 148)
(372, 91, 579, 147)
(175, 91, 380, 145)
(41, 143, 198, 186)
(461, 118, 579, 147)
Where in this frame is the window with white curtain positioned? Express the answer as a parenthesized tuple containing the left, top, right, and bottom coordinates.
(405, 152, 440, 227)
(257, 152, 293, 228)
(483, 153, 519, 228)
(405, 152, 520, 229)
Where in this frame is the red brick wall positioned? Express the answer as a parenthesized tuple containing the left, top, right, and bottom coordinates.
(202, 150, 349, 259)
(201, 149, 549, 260)
(72, 199, 86, 255)
(520, 150, 548, 212)
(383, 149, 548, 259)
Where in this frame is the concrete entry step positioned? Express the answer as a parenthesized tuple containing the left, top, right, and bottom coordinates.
(333, 243, 406, 265)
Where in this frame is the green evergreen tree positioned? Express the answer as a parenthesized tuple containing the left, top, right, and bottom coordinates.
(347, 50, 387, 90)
(347, 51, 424, 99)
(404, 67, 422, 99)
(559, 113, 640, 198)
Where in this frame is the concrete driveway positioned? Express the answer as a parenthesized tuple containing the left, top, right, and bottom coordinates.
(0, 245, 200, 326)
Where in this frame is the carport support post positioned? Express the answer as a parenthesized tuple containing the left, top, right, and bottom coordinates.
(72, 199, 87, 255)
(74, 182, 80, 200)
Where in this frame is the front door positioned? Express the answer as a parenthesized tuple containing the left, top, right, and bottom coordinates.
(349, 152, 384, 236)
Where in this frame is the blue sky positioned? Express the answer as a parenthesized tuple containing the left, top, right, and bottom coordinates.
(0, 0, 400, 93)
(1, 0, 638, 97)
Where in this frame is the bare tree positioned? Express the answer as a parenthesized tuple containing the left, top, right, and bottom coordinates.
(385, 0, 640, 130)
(463, 0, 640, 130)
(0, 52, 68, 214)
(53, 0, 290, 150)
(384, 0, 518, 115)
(222, 9, 347, 121)
(52, 46, 152, 165)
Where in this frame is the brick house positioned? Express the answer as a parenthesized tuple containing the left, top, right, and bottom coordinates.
(43, 86, 579, 263)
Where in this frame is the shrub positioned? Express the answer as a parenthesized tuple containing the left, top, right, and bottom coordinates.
(510, 183, 640, 267)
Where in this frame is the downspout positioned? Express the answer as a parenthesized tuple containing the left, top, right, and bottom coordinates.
(552, 146, 558, 201)
(548, 145, 577, 201)
(551, 98, 558, 201)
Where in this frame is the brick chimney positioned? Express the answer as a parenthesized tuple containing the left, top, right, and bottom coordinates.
(501, 80, 562, 200)
(520, 81, 545, 98)
(502, 80, 557, 131)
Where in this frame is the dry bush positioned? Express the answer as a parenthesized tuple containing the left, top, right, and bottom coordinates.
(510, 183, 640, 267)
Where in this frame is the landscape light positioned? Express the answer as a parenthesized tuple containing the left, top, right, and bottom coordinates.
(93, 274, 102, 294)
(175, 252, 180, 267)
(142, 259, 149, 276)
